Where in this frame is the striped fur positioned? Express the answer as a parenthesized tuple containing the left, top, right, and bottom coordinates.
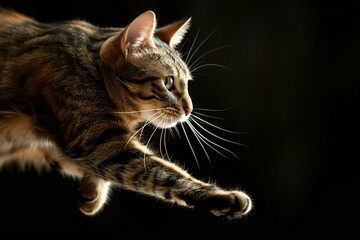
(0, 8, 252, 220)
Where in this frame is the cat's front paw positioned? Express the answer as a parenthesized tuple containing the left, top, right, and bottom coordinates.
(186, 189, 253, 220)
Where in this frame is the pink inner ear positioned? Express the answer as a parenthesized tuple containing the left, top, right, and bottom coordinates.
(124, 11, 157, 47)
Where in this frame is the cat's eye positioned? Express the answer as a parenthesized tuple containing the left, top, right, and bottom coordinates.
(163, 76, 174, 90)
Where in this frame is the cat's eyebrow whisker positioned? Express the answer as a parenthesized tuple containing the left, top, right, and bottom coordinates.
(180, 123, 200, 169)
(191, 63, 231, 73)
(185, 121, 211, 163)
(186, 26, 218, 66)
(188, 119, 239, 159)
(191, 114, 245, 135)
(188, 44, 236, 71)
(184, 21, 202, 64)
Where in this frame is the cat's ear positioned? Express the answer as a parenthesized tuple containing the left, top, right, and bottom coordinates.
(120, 10, 157, 55)
(100, 11, 156, 59)
(155, 17, 191, 48)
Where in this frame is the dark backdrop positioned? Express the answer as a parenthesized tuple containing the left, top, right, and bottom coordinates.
(0, 0, 358, 238)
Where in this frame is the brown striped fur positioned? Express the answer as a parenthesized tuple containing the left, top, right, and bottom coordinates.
(0, 8, 252, 219)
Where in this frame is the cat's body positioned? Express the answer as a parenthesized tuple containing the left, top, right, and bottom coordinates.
(0, 7, 252, 219)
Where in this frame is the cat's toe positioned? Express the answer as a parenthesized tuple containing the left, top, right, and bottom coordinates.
(230, 191, 253, 217)
(205, 190, 253, 220)
(79, 195, 102, 215)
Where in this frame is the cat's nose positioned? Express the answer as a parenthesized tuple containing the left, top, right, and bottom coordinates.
(184, 106, 192, 116)
(182, 94, 193, 116)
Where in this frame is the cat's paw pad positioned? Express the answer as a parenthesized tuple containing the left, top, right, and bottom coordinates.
(192, 190, 253, 220)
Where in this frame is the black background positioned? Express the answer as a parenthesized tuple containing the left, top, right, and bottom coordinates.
(0, 0, 359, 238)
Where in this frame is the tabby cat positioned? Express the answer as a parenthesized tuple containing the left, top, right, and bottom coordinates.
(0, 7, 252, 220)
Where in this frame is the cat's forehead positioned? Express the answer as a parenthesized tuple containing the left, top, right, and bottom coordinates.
(129, 45, 192, 80)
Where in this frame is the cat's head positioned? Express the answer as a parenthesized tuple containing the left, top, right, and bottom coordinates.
(100, 11, 192, 129)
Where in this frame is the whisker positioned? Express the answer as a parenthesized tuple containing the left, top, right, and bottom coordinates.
(185, 121, 211, 163)
(178, 26, 193, 54)
(192, 111, 224, 120)
(188, 119, 239, 158)
(194, 107, 235, 112)
(116, 77, 132, 88)
(173, 125, 182, 139)
(189, 44, 236, 71)
(125, 112, 162, 147)
(144, 113, 166, 169)
(184, 21, 202, 64)
(190, 118, 248, 147)
(186, 120, 231, 159)
(168, 127, 177, 139)
(114, 107, 166, 114)
(191, 63, 231, 73)
(191, 114, 245, 134)
(158, 115, 168, 159)
(186, 27, 219, 66)
(163, 118, 171, 160)
(180, 123, 200, 169)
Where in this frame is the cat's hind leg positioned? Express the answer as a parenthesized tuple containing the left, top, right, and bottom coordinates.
(0, 111, 57, 171)
(78, 175, 111, 215)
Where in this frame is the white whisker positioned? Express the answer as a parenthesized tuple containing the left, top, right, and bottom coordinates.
(168, 127, 177, 139)
(173, 125, 182, 139)
(191, 63, 231, 73)
(184, 22, 202, 64)
(186, 27, 218, 66)
(188, 44, 236, 71)
(188, 119, 239, 158)
(194, 107, 234, 112)
(186, 120, 230, 159)
(143, 113, 166, 169)
(158, 115, 168, 159)
(125, 112, 162, 147)
(114, 107, 166, 114)
(180, 123, 200, 169)
(192, 111, 224, 120)
(116, 77, 132, 88)
(190, 118, 247, 147)
(191, 114, 245, 134)
(163, 118, 171, 160)
(185, 121, 211, 163)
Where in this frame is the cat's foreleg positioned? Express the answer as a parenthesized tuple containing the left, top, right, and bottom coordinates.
(92, 142, 253, 220)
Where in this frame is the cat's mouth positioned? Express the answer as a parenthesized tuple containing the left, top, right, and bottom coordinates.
(145, 107, 186, 129)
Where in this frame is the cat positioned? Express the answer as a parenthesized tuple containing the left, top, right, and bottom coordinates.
(0, 7, 252, 220)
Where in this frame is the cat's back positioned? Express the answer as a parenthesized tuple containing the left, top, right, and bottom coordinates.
(0, 7, 35, 25)
(0, 7, 37, 36)
(0, 7, 49, 55)
(0, 8, 104, 107)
